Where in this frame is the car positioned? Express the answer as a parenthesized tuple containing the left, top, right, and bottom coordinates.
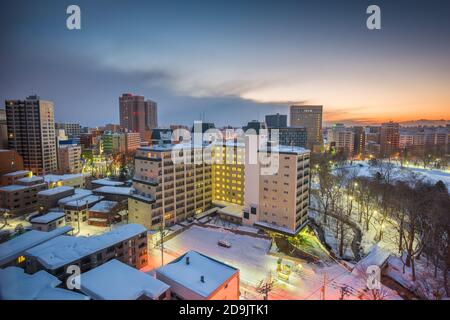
(218, 240, 231, 248)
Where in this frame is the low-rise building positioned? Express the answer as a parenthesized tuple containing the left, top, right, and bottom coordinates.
(0, 176, 47, 215)
(0, 170, 30, 186)
(93, 186, 132, 202)
(0, 226, 73, 268)
(79, 259, 170, 300)
(30, 212, 66, 232)
(37, 186, 75, 211)
(62, 194, 104, 224)
(88, 200, 120, 227)
(0, 267, 88, 300)
(44, 173, 87, 189)
(25, 223, 148, 279)
(155, 250, 239, 300)
(0, 149, 24, 179)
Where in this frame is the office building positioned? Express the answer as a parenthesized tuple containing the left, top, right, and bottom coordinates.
(380, 122, 400, 157)
(328, 124, 355, 156)
(269, 126, 308, 148)
(290, 105, 323, 150)
(265, 113, 287, 128)
(55, 123, 81, 138)
(119, 93, 158, 140)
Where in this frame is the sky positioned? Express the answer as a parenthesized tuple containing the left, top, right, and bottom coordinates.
(0, 0, 449, 127)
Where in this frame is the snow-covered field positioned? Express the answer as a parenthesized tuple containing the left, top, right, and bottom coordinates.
(160, 225, 400, 300)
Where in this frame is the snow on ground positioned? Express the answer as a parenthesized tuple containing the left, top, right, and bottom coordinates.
(158, 225, 400, 300)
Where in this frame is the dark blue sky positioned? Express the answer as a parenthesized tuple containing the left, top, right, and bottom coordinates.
(1, 0, 449, 127)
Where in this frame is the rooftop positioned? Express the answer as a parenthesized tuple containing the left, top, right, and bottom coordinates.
(92, 178, 125, 187)
(63, 194, 104, 208)
(0, 226, 73, 267)
(57, 189, 93, 206)
(156, 250, 238, 298)
(30, 212, 66, 224)
(0, 267, 88, 300)
(80, 259, 169, 300)
(17, 176, 44, 184)
(2, 170, 31, 177)
(37, 186, 74, 197)
(25, 224, 146, 270)
(89, 200, 118, 213)
(94, 186, 132, 196)
(44, 173, 85, 183)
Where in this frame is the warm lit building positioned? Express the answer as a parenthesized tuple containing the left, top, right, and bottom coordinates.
(57, 144, 82, 174)
(155, 250, 239, 300)
(328, 124, 355, 157)
(88, 200, 121, 227)
(290, 105, 323, 150)
(125, 132, 141, 152)
(353, 126, 366, 157)
(5, 95, 58, 175)
(30, 211, 66, 232)
(37, 186, 75, 211)
(128, 144, 212, 230)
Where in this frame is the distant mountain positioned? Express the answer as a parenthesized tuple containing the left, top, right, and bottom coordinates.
(399, 119, 450, 127)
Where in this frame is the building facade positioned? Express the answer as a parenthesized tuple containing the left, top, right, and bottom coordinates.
(380, 122, 400, 157)
(57, 144, 82, 174)
(290, 105, 323, 150)
(5, 95, 58, 175)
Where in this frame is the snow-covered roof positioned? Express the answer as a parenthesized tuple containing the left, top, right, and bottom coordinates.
(2, 170, 31, 177)
(63, 195, 104, 208)
(0, 226, 73, 267)
(44, 173, 85, 183)
(89, 200, 118, 213)
(17, 176, 44, 184)
(0, 184, 28, 192)
(92, 178, 125, 187)
(0, 267, 88, 300)
(218, 204, 243, 218)
(94, 186, 133, 196)
(156, 250, 238, 298)
(37, 186, 74, 197)
(80, 259, 169, 300)
(25, 224, 146, 270)
(30, 212, 65, 224)
(353, 244, 391, 275)
(253, 221, 300, 236)
(57, 189, 93, 206)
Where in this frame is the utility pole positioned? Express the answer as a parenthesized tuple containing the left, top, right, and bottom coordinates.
(256, 272, 274, 300)
(321, 273, 327, 300)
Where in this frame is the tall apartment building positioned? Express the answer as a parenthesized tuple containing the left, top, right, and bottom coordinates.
(265, 113, 287, 128)
(57, 144, 82, 174)
(380, 121, 400, 157)
(119, 93, 158, 140)
(353, 126, 366, 157)
(55, 123, 81, 138)
(290, 105, 323, 151)
(5, 95, 58, 175)
(128, 145, 213, 229)
(129, 141, 311, 235)
(250, 146, 310, 235)
(328, 124, 355, 156)
(0, 109, 7, 149)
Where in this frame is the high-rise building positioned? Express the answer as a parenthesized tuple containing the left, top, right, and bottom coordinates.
(57, 144, 82, 174)
(328, 124, 355, 156)
(55, 123, 81, 138)
(290, 105, 323, 150)
(269, 127, 308, 148)
(5, 95, 58, 175)
(119, 93, 158, 140)
(353, 126, 366, 157)
(380, 122, 400, 157)
(265, 113, 287, 128)
(0, 109, 7, 149)
(129, 141, 310, 235)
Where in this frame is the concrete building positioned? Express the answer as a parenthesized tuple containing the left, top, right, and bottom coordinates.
(5, 95, 57, 175)
(37, 186, 75, 211)
(101, 132, 126, 154)
(88, 200, 121, 227)
(25, 224, 148, 279)
(380, 122, 400, 157)
(0, 170, 30, 187)
(155, 250, 239, 300)
(55, 123, 81, 138)
(0, 176, 47, 215)
(128, 144, 212, 229)
(290, 105, 323, 151)
(0, 108, 8, 149)
(30, 211, 66, 232)
(119, 93, 158, 141)
(328, 124, 355, 157)
(57, 144, 82, 174)
(265, 113, 287, 128)
(270, 126, 308, 148)
(79, 259, 170, 300)
(129, 141, 311, 235)
(353, 126, 366, 157)
(0, 149, 24, 179)
(44, 173, 86, 189)
(125, 132, 141, 152)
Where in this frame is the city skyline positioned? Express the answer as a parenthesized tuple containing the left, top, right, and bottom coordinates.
(1, 0, 450, 127)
